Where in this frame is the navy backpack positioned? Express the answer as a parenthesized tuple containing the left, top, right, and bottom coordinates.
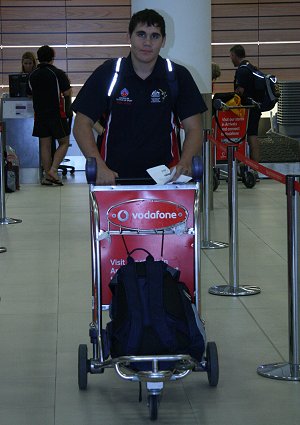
(106, 250, 205, 362)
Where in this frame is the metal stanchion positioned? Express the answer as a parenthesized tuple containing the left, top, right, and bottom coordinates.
(0, 127, 22, 225)
(209, 145, 261, 296)
(201, 129, 228, 249)
(257, 175, 300, 380)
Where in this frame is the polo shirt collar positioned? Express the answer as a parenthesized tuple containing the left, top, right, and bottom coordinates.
(126, 53, 166, 79)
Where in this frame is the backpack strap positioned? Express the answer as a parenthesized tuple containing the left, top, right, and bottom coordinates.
(119, 261, 143, 355)
(165, 58, 178, 108)
(107, 57, 123, 97)
(146, 258, 177, 352)
(177, 282, 206, 360)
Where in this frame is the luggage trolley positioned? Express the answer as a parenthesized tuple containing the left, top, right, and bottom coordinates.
(212, 99, 258, 189)
(78, 157, 219, 421)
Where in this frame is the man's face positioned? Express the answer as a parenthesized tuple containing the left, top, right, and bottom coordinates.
(230, 51, 239, 67)
(128, 23, 166, 64)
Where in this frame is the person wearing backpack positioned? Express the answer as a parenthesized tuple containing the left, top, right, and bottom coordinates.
(230, 44, 262, 166)
(72, 8, 207, 185)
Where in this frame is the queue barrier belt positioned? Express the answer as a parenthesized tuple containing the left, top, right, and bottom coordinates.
(208, 134, 300, 192)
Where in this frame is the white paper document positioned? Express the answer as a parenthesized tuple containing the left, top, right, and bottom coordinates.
(147, 165, 192, 185)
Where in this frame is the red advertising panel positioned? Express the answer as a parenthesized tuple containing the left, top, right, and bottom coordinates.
(93, 188, 196, 305)
(212, 110, 248, 161)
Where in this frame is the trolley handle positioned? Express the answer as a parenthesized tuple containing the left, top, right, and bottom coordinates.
(213, 98, 260, 111)
(85, 157, 97, 184)
(85, 156, 203, 185)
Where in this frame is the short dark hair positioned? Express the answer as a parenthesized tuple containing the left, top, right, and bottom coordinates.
(129, 9, 166, 37)
(230, 44, 246, 59)
(37, 45, 55, 63)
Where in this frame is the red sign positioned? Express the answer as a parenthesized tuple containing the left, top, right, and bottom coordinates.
(212, 110, 248, 161)
(107, 199, 188, 231)
(93, 189, 196, 306)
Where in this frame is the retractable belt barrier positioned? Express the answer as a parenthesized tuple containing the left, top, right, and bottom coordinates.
(208, 127, 300, 381)
(0, 122, 22, 226)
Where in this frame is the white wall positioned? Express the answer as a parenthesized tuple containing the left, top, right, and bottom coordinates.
(131, 0, 211, 93)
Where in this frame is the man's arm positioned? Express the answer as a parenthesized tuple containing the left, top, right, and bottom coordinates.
(73, 112, 118, 185)
(235, 86, 245, 96)
(63, 88, 73, 118)
(172, 113, 203, 180)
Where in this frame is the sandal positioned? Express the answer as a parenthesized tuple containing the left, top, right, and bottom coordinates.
(41, 177, 53, 186)
(46, 177, 64, 186)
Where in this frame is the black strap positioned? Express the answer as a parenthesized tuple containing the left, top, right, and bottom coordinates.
(121, 261, 143, 354)
(146, 260, 177, 352)
(215, 112, 247, 144)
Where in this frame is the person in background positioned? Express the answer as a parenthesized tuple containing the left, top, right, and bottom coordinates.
(27, 45, 72, 186)
(212, 62, 221, 93)
(21, 51, 37, 74)
(230, 44, 261, 163)
(72, 8, 207, 185)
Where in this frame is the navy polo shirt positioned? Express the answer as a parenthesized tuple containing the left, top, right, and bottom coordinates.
(72, 54, 207, 178)
(28, 64, 71, 118)
(234, 60, 257, 100)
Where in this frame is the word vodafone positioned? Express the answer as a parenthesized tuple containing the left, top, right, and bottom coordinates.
(132, 210, 177, 219)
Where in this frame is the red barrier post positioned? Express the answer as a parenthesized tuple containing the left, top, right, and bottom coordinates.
(257, 175, 300, 380)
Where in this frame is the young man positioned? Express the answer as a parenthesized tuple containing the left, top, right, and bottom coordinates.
(28, 45, 72, 185)
(230, 44, 261, 163)
(72, 8, 207, 185)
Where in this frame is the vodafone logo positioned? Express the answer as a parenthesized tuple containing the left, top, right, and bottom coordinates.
(116, 210, 129, 222)
(108, 199, 188, 231)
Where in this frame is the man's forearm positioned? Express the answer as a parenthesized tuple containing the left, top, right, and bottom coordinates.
(73, 115, 102, 162)
(181, 124, 203, 165)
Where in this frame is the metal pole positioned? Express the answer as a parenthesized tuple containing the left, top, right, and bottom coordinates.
(257, 175, 300, 380)
(201, 129, 228, 249)
(194, 181, 202, 315)
(0, 124, 22, 225)
(209, 145, 261, 296)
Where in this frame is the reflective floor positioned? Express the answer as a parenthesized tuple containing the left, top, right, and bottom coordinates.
(0, 174, 299, 425)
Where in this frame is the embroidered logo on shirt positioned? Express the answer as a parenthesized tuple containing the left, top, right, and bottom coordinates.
(121, 88, 129, 97)
(116, 88, 132, 104)
(151, 89, 168, 103)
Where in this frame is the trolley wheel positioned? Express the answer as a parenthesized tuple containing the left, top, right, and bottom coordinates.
(213, 173, 220, 191)
(78, 344, 89, 390)
(70, 169, 75, 175)
(148, 394, 159, 421)
(242, 171, 256, 189)
(62, 170, 67, 176)
(206, 341, 219, 387)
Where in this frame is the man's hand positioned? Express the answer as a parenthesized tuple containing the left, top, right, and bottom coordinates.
(170, 160, 191, 181)
(96, 162, 119, 185)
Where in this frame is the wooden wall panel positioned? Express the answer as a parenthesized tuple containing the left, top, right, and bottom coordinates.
(212, 4, 259, 17)
(0, 0, 131, 96)
(67, 33, 128, 45)
(1, 1, 300, 97)
(212, 1, 300, 94)
(66, 5, 130, 19)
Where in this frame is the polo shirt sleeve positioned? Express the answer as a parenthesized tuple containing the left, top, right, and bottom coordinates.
(235, 66, 251, 89)
(175, 64, 207, 121)
(71, 60, 113, 123)
(57, 69, 71, 93)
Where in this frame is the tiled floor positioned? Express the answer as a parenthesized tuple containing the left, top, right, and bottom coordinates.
(0, 174, 300, 425)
